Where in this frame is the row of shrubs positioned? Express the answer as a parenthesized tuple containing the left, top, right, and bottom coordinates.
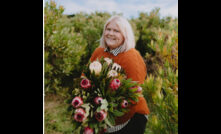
(44, 0, 178, 133)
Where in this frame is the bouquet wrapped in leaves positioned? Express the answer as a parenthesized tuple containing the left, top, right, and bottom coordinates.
(67, 57, 143, 134)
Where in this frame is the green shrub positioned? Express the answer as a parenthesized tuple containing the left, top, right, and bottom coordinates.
(68, 12, 112, 66)
(44, 0, 87, 96)
(143, 67, 178, 134)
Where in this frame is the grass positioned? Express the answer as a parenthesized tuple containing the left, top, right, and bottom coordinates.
(44, 94, 74, 134)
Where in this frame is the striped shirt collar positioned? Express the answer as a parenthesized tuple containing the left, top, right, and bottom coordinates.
(104, 45, 123, 56)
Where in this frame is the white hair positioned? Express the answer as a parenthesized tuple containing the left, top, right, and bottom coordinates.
(99, 15, 135, 52)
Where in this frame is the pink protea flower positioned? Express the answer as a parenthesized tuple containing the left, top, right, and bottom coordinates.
(74, 108, 86, 122)
(121, 100, 128, 108)
(95, 110, 107, 122)
(80, 78, 91, 89)
(109, 79, 121, 91)
(72, 96, 83, 108)
(83, 126, 94, 134)
(94, 97, 103, 105)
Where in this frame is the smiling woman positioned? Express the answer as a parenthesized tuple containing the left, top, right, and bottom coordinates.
(90, 15, 150, 134)
(100, 16, 135, 53)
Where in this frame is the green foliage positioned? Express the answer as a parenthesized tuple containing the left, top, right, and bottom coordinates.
(132, 8, 162, 57)
(68, 12, 111, 66)
(44, 0, 87, 96)
(142, 67, 178, 134)
(136, 14, 178, 133)
(130, 8, 178, 62)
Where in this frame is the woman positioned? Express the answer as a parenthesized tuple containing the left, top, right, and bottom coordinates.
(90, 15, 150, 134)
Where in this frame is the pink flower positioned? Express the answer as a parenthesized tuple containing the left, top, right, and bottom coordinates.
(109, 79, 121, 91)
(94, 97, 103, 105)
(83, 126, 94, 134)
(95, 110, 107, 122)
(74, 108, 86, 122)
(121, 100, 128, 108)
(72, 96, 83, 108)
(80, 79, 91, 89)
(136, 86, 142, 93)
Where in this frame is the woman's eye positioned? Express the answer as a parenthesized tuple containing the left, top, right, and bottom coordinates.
(114, 30, 119, 32)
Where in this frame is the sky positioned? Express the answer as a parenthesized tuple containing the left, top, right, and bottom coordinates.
(44, 0, 178, 19)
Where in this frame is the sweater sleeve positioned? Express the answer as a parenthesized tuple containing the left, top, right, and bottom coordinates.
(124, 49, 147, 84)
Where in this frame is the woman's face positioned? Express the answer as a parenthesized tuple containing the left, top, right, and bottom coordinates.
(104, 21, 124, 50)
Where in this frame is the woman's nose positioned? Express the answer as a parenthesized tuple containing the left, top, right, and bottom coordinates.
(109, 30, 114, 35)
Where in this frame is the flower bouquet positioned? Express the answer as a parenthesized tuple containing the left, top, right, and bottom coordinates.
(67, 57, 143, 134)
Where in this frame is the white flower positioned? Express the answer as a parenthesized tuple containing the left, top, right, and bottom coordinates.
(112, 63, 121, 72)
(104, 58, 112, 65)
(107, 70, 118, 78)
(89, 61, 102, 75)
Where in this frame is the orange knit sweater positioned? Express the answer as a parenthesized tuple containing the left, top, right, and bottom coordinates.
(90, 47, 150, 125)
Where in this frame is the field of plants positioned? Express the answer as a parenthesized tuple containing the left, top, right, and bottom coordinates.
(44, 0, 178, 134)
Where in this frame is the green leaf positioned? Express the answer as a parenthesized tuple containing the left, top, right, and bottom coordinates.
(112, 110, 124, 117)
(73, 125, 81, 134)
(72, 121, 78, 130)
(112, 103, 118, 107)
(96, 107, 101, 112)
(129, 87, 138, 92)
(109, 107, 113, 112)
(104, 118, 114, 127)
(90, 110, 93, 118)
(107, 114, 115, 126)
(95, 127, 98, 134)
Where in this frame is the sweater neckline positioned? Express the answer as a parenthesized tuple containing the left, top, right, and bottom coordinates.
(102, 47, 134, 57)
